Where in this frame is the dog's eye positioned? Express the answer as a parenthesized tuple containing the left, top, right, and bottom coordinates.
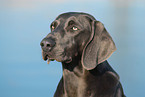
(51, 22, 58, 31)
(51, 25, 55, 30)
(72, 26, 78, 31)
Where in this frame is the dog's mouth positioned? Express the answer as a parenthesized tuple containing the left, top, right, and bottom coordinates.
(42, 50, 72, 64)
(42, 51, 55, 64)
(43, 54, 55, 64)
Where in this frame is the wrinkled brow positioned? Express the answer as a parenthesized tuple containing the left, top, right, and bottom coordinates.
(64, 16, 83, 28)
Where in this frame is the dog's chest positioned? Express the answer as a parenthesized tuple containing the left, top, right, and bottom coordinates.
(63, 69, 119, 97)
(63, 69, 93, 97)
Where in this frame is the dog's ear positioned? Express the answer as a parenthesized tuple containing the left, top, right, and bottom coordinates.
(82, 21, 116, 70)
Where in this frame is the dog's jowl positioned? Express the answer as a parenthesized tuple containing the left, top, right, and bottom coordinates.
(40, 12, 125, 97)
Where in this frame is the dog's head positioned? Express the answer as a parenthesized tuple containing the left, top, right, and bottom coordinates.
(40, 12, 116, 70)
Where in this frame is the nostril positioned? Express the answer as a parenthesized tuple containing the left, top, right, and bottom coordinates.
(40, 38, 55, 51)
(40, 42, 44, 47)
(46, 43, 50, 47)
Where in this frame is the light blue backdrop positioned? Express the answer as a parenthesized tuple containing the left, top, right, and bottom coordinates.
(0, 0, 145, 97)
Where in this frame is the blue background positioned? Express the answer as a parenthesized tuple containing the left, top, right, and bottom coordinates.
(0, 0, 145, 97)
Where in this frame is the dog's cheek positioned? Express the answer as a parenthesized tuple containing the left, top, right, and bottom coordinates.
(74, 30, 90, 50)
(65, 44, 78, 58)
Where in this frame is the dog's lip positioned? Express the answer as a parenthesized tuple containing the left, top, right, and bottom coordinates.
(43, 54, 55, 64)
(46, 56, 55, 64)
(43, 54, 48, 61)
(43, 54, 55, 61)
(42, 51, 55, 61)
(42, 50, 72, 63)
(43, 54, 72, 63)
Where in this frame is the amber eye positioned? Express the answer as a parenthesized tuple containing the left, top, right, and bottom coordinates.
(51, 22, 58, 31)
(72, 26, 78, 31)
(51, 25, 55, 30)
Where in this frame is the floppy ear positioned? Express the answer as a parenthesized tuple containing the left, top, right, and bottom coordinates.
(81, 21, 116, 70)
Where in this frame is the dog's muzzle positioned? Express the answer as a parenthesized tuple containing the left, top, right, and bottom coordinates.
(40, 37, 56, 63)
(40, 37, 55, 52)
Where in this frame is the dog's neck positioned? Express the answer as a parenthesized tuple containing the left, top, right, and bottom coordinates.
(62, 54, 84, 77)
(62, 54, 114, 77)
(61, 55, 119, 96)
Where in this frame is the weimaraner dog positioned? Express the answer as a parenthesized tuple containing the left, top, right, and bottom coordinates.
(40, 12, 125, 97)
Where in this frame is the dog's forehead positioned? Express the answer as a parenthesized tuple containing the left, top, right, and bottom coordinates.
(56, 12, 79, 19)
(55, 13, 83, 22)
(55, 12, 96, 21)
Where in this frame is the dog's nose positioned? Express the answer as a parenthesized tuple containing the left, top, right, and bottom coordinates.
(40, 38, 55, 51)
